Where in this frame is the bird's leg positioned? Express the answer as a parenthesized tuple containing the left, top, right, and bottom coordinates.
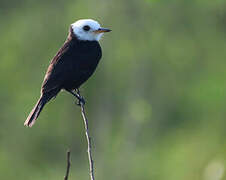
(75, 89, 86, 105)
(69, 89, 85, 106)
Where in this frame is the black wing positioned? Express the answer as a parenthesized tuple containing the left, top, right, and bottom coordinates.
(41, 39, 74, 94)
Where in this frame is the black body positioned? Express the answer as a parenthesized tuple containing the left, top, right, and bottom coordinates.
(24, 27, 102, 127)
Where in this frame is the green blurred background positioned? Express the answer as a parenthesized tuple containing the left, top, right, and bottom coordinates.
(0, 0, 226, 179)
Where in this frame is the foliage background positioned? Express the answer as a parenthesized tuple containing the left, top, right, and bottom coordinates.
(0, 0, 226, 179)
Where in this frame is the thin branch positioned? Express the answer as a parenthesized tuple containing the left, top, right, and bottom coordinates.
(64, 150, 71, 180)
(77, 89, 95, 180)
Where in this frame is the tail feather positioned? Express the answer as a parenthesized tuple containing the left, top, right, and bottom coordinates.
(24, 96, 47, 127)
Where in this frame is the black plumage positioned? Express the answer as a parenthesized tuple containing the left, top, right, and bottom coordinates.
(25, 26, 103, 127)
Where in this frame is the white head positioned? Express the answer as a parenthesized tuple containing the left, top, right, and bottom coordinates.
(71, 19, 111, 41)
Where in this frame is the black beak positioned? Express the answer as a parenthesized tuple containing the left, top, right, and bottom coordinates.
(94, 28, 112, 33)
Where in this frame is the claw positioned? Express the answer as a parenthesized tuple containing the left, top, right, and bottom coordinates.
(69, 89, 86, 106)
(76, 95, 86, 106)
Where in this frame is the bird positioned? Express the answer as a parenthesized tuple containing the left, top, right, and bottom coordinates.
(24, 19, 111, 127)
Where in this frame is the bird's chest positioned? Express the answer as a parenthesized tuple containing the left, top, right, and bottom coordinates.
(65, 43, 101, 81)
(77, 55, 99, 71)
(71, 42, 101, 72)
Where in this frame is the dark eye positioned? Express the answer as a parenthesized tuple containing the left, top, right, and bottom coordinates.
(83, 25, 90, 31)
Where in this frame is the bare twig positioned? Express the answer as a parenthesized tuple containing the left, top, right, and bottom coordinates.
(77, 89, 95, 180)
(64, 150, 71, 180)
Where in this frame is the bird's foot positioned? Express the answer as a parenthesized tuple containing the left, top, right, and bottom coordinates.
(76, 95, 86, 106)
(70, 89, 86, 106)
